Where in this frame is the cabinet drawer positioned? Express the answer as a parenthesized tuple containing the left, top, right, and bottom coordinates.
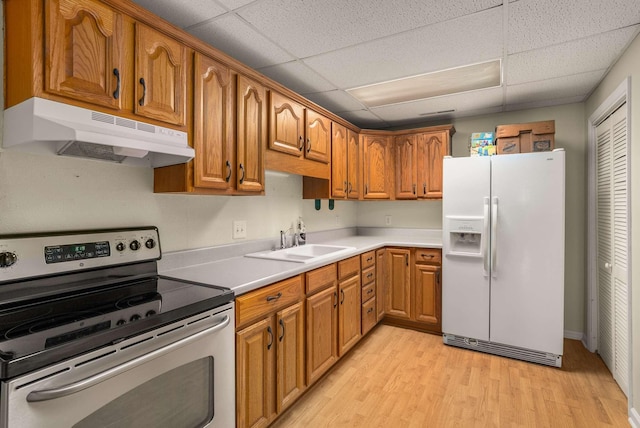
(306, 264, 337, 294)
(415, 248, 441, 265)
(362, 282, 375, 303)
(360, 251, 375, 269)
(236, 275, 304, 329)
(362, 297, 377, 335)
(338, 256, 360, 280)
(361, 266, 375, 286)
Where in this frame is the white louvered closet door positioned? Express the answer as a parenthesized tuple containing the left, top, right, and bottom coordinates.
(596, 104, 629, 396)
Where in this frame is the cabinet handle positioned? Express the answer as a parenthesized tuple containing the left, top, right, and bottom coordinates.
(299, 136, 304, 151)
(112, 68, 120, 100)
(367, 273, 373, 280)
(366, 257, 373, 262)
(423, 183, 426, 194)
(405, 254, 408, 266)
(239, 163, 245, 184)
(421, 254, 434, 259)
(365, 184, 368, 194)
(266, 292, 282, 302)
(348, 182, 352, 194)
(225, 160, 231, 182)
(340, 289, 345, 305)
(333, 291, 337, 308)
(367, 288, 373, 294)
(267, 326, 273, 350)
(367, 307, 374, 314)
(278, 319, 285, 342)
(138, 77, 146, 106)
(413, 184, 416, 195)
(306, 138, 311, 153)
(344, 181, 348, 193)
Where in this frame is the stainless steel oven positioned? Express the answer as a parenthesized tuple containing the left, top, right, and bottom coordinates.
(0, 227, 235, 428)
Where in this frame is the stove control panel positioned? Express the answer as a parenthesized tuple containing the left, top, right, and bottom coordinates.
(0, 227, 161, 283)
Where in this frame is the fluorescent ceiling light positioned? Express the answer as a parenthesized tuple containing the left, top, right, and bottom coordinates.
(347, 60, 501, 108)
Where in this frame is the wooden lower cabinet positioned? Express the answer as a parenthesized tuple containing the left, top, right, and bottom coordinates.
(338, 274, 361, 356)
(306, 285, 338, 385)
(276, 303, 305, 413)
(375, 248, 387, 321)
(382, 247, 442, 334)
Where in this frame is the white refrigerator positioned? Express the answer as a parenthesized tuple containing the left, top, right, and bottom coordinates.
(442, 150, 565, 367)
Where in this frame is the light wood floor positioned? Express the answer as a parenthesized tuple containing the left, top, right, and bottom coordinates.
(272, 324, 629, 427)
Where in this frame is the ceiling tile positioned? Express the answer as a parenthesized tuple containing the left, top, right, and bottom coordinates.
(215, 0, 257, 11)
(257, 61, 337, 94)
(187, 15, 294, 69)
(508, 0, 640, 54)
(303, 7, 503, 90)
(370, 87, 504, 124)
(338, 110, 390, 129)
(131, 0, 226, 28)
(304, 90, 367, 113)
(507, 26, 639, 85)
(237, 0, 502, 58)
(506, 70, 606, 105)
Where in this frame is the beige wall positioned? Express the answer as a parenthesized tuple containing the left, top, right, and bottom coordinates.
(586, 32, 640, 417)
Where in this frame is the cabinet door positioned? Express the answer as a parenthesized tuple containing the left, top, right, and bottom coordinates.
(414, 264, 442, 331)
(45, 0, 123, 109)
(276, 303, 305, 414)
(236, 317, 276, 428)
(394, 134, 417, 199)
(331, 122, 348, 198)
(376, 248, 387, 321)
(237, 74, 266, 192)
(306, 286, 338, 385)
(269, 92, 305, 157)
(386, 248, 411, 319)
(135, 23, 187, 126)
(305, 110, 331, 163)
(346, 130, 360, 199)
(362, 135, 392, 199)
(193, 53, 235, 190)
(418, 131, 449, 199)
(338, 275, 362, 356)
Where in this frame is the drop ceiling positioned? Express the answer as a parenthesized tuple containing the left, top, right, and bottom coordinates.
(131, 0, 640, 129)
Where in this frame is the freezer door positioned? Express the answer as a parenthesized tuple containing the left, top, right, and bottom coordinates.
(442, 156, 491, 341)
(489, 151, 565, 355)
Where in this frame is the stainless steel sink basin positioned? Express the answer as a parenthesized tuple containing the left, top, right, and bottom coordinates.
(245, 244, 355, 263)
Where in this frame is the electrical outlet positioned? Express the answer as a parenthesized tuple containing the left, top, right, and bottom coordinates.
(233, 220, 247, 239)
(335, 215, 340, 225)
(385, 215, 392, 226)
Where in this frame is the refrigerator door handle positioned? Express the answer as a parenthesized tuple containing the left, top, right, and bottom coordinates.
(491, 197, 498, 277)
(483, 197, 490, 276)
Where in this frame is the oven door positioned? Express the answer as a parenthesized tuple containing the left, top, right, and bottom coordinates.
(1, 303, 235, 428)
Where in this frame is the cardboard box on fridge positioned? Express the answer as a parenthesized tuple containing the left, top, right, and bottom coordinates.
(495, 120, 555, 153)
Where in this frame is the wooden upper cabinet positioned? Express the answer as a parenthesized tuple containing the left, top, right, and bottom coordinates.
(331, 123, 348, 199)
(362, 134, 393, 199)
(134, 23, 187, 126)
(269, 91, 305, 156)
(417, 130, 451, 199)
(305, 110, 331, 163)
(394, 134, 418, 199)
(237, 74, 266, 193)
(45, 0, 123, 110)
(193, 53, 235, 191)
(346, 130, 360, 199)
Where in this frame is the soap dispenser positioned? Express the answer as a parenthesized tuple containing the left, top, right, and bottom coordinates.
(297, 217, 307, 246)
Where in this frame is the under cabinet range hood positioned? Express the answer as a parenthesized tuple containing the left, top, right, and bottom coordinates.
(2, 97, 194, 167)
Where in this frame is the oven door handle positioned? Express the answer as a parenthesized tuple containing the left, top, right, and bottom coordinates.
(26, 314, 230, 403)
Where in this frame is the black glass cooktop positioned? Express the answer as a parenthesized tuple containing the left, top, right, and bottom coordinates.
(0, 275, 233, 379)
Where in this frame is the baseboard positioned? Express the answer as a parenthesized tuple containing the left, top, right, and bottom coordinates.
(564, 330, 584, 341)
(630, 407, 639, 428)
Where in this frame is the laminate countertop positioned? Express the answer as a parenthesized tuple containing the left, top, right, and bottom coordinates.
(159, 228, 442, 296)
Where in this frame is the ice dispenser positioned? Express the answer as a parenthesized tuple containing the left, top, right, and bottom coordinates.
(446, 216, 484, 256)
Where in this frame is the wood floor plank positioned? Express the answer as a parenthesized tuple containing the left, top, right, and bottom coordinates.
(271, 325, 629, 427)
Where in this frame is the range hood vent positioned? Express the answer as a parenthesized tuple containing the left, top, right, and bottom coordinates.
(2, 97, 194, 167)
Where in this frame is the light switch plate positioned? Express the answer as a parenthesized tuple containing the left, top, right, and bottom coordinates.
(233, 220, 247, 239)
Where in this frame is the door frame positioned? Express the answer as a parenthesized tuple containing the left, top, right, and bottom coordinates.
(586, 77, 632, 400)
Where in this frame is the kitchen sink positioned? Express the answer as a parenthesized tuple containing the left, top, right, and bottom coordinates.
(245, 244, 355, 263)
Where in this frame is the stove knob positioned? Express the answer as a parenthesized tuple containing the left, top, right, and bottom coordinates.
(116, 319, 126, 326)
(0, 252, 17, 268)
(130, 314, 141, 322)
(129, 240, 140, 251)
(145, 238, 156, 249)
(145, 310, 157, 317)
(116, 242, 125, 252)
